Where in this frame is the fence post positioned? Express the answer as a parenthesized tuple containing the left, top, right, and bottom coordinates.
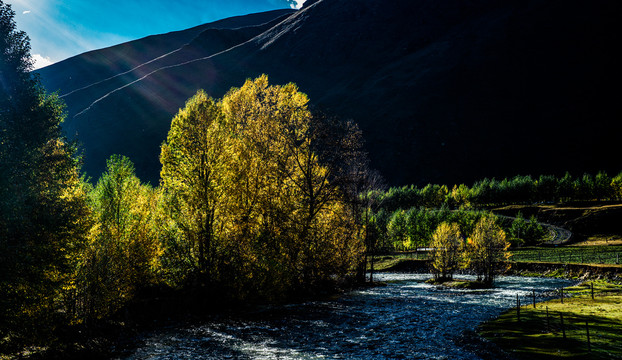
(560, 313, 566, 339)
(591, 282, 594, 300)
(586, 321, 591, 352)
(517, 294, 521, 322)
(561, 287, 564, 304)
(546, 306, 550, 331)
(532, 289, 536, 308)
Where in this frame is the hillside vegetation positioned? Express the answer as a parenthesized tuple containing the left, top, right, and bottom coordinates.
(364, 172, 622, 253)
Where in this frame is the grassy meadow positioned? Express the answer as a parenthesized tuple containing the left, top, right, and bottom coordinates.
(479, 280, 622, 359)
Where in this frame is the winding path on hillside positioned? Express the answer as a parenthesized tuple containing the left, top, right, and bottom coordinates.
(544, 224, 573, 245)
(494, 214, 572, 246)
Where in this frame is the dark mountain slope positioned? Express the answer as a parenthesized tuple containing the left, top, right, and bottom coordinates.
(237, 0, 620, 185)
(39, 0, 621, 186)
(57, 13, 292, 136)
(37, 9, 295, 95)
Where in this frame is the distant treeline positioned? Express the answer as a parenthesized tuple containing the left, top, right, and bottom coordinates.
(371, 207, 493, 252)
(368, 207, 546, 253)
(371, 172, 622, 211)
(362, 172, 622, 253)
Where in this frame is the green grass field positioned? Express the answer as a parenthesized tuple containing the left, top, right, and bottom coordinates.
(509, 246, 622, 265)
(479, 281, 622, 359)
(367, 253, 427, 271)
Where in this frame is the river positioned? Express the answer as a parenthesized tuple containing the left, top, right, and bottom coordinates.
(115, 274, 574, 359)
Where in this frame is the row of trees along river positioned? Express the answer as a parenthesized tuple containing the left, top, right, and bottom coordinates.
(2, 2, 379, 348)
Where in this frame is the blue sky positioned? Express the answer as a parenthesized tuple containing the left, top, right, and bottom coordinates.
(8, 0, 305, 69)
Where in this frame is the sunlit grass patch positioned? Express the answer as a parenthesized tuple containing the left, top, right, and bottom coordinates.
(369, 256, 405, 271)
(367, 253, 428, 271)
(479, 281, 622, 359)
(564, 280, 622, 297)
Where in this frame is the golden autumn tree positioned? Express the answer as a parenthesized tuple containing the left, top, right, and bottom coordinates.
(160, 76, 365, 300)
(429, 222, 463, 282)
(221, 76, 363, 294)
(224, 76, 365, 296)
(463, 216, 510, 285)
(160, 92, 232, 286)
(218, 76, 306, 297)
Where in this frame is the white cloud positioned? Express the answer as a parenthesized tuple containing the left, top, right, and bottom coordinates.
(23, 10, 31, 14)
(291, 0, 306, 9)
(32, 54, 54, 69)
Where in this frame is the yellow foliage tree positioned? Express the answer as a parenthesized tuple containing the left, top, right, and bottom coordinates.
(160, 91, 232, 284)
(463, 216, 510, 285)
(429, 222, 463, 281)
(160, 76, 364, 300)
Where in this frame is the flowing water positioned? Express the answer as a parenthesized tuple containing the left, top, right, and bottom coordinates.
(116, 274, 574, 359)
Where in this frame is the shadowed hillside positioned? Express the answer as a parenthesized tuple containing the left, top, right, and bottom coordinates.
(37, 9, 295, 95)
(38, 0, 621, 185)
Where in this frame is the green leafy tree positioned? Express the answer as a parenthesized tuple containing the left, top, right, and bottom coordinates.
(575, 173, 595, 201)
(555, 172, 575, 202)
(593, 171, 613, 201)
(405, 208, 425, 249)
(514, 214, 548, 246)
(535, 174, 557, 202)
(1, 1, 90, 344)
(612, 172, 622, 201)
(77, 155, 161, 320)
(387, 210, 410, 250)
(508, 212, 527, 247)
(371, 209, 392, 252)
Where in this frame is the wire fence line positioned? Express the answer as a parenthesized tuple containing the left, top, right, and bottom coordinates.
(377, 247, 622, 265)
(509, 247, 622, 265)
